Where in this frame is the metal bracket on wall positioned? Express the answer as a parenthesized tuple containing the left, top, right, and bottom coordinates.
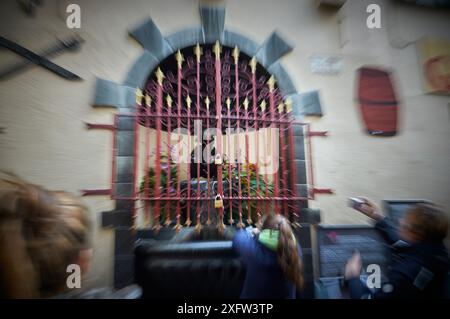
(308, 130, 328, 137)
(306, 128, 333, 199)
(83, 122, 117, 197)
(312, 188, 334, 195)
(85, 122, 116, 131)
(0, 35, 83, 81)
(81, 189, 112, 196)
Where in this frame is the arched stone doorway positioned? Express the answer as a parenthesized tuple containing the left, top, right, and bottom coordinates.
(91, 5, 318, 293)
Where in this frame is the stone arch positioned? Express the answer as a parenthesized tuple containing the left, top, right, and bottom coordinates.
(93, 6, 302, 113)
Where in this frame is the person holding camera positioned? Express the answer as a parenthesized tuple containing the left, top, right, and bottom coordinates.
(345, 197, 449, 299)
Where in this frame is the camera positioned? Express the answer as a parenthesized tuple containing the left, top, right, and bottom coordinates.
(348, 197, 366, 210)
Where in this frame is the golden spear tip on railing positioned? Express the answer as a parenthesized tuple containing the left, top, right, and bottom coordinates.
(186, 95, 192, 108)
(260, 100, 267, 111)
(155, 67, 165, 85)
(249, 57, 257, 74)
(232, 46, 240, 64)
(226, 97, 231, 109)
(166, 94, 173, 108)
(194, 43, 203, 63)
(205, 96, 210, 109)
(145, 94, 152, 107)
(217, 222, 226, 233)
(213, 40, 221, 60)
(243, 97, 249, 110)
(175, 50, 184, 69)
(278, 101, 285, 113)
(174, 222, 182, 232)
(285, 98, 293, 113)
(267, 75, 276, 92)
(152, 223, 161, 233)
(135, 88, 143, 105)
(195, 222, 202, 233)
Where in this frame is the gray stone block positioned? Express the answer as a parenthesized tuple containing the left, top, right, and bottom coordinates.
(292, 123, 305, 136)
(294, 159, 307, 184)
(123, 50, 160, 89)
(256, 32, 293, 69)
(114, 183, 134, 198)
(222, 30, 259, 57)
(268, 62, 297, 96)
(296, 207, 321, 224)
(166, 27, 204, 51)
(117, 116, 135, 131)
(115, 227, 137, 255)
(117, 131, 135, 156)
(200, 6, 226, 43)
(302, 248, 314, 274)
(116, 156, 134, 183)
(115, 200, 135, 211)
(102, 210, 133, 228)
(114, 255, 134, 289)
(285, 92, 303, 117)
(294, 134, 305, 159)
(93, 78, 135, 109)
(299, 91, 324, 116)
(296, 184, 309, 198)
(129, 17, 173, 60)
(293, 225, 312, 249)
(292, 91, 323, 116)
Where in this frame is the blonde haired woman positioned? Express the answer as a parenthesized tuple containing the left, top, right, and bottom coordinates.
(0, 172, 91, 298)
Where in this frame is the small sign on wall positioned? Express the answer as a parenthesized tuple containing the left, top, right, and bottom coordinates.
(309, 54, 344, 75)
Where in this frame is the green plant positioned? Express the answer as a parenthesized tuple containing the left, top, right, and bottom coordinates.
(223, 163, 274, 223)
(140, 156, 274, 226)
(139, 155, 179, 224)
(139, 155, 178, 195)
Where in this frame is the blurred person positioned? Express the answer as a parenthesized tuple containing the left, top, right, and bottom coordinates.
(232, 213, 303, 299)
(0, 172, 92, 298)
(0, 172, 140, 298)
(345, 198, 449, 299)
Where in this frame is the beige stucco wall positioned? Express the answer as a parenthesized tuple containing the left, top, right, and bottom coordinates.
(1, 0, 449, 288)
